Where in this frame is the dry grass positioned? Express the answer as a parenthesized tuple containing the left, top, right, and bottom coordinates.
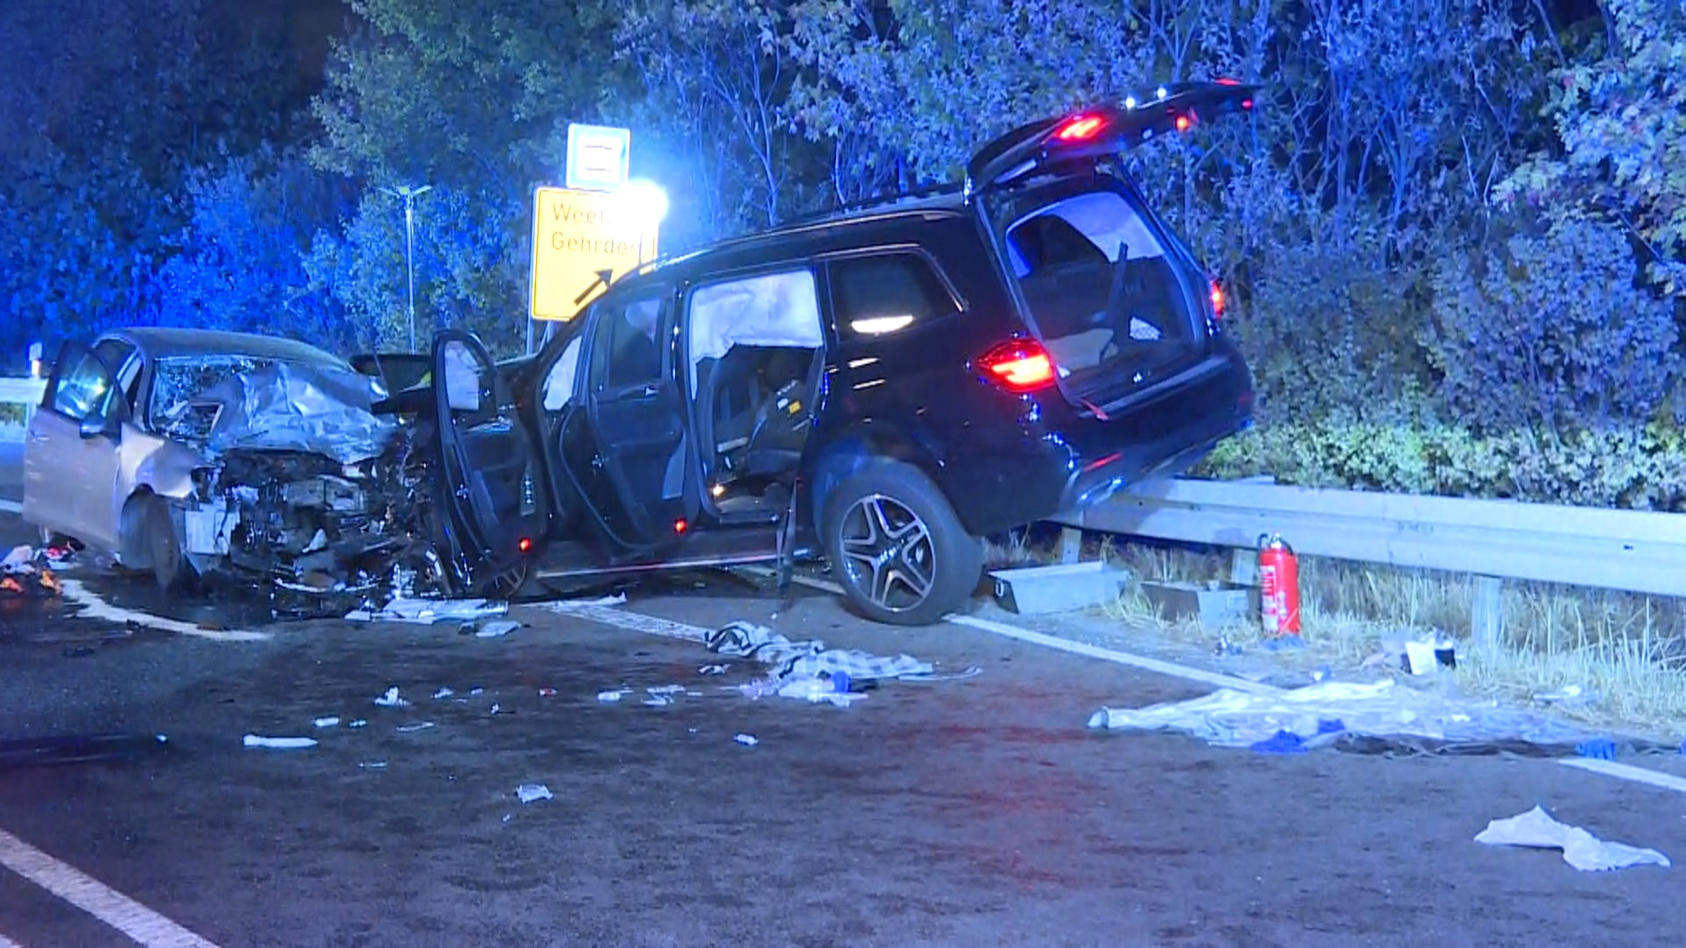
(1001, 530, 1686, 738)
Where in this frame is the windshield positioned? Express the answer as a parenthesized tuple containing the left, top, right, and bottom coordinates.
(996, 174, 1202, 391)
(151, 356, 283, 438)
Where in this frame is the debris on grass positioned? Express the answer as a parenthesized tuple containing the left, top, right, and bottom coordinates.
(1476, 806, 1670, 871)
(374, 686, 411, 708)
(734, 733, 758, 747)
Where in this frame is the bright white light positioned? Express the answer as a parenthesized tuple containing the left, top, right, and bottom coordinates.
(850, 315, 915, 335)
(1156, 86, 1168, 99)
(1124, 96, 1138, 109)
(618, 179, 669, 224)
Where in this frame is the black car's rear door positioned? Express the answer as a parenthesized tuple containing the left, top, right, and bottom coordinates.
(431, 331, 542, 589)
(552, 286, 698, 553)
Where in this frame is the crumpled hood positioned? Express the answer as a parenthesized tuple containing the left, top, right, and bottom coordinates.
(197, 361, 398, 464)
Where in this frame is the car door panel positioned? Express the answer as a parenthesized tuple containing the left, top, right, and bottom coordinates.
(23, 343, 125, 548)
(431, 331, 539, 590)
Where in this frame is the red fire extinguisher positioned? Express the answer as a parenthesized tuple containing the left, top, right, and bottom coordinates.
(1258, 533, 1301, 636)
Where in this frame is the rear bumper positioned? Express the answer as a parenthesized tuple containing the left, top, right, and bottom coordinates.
(1056, 428, 1230, 513)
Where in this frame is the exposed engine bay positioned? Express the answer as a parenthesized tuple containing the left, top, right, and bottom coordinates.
(154, 356, 447, 616)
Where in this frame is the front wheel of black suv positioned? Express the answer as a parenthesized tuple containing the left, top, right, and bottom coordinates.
(823, 460, 983, 626)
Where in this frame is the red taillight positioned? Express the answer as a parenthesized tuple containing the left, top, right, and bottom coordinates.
(517, 536, 533, 554)
(1175, 114, 1191, 133)
(1216, 77, 1240, 86)
(1055, 114, 1105, 142)
(1241, 98, 1254, 110)
(1209, 280, 1225, 318)
(978, 339, 1057, 392)
(674, 518, 689, 534)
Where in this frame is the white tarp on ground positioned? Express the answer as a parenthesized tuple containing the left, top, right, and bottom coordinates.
(1476, 806, 1670, 872)
(1086, 680, 1594, 749)
(705, 621, 932, 681)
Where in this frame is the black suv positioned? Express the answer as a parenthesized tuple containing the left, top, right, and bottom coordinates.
(425, 83, 1257, 624)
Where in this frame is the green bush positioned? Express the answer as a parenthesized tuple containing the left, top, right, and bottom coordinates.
(1201, 420, 1686, 511)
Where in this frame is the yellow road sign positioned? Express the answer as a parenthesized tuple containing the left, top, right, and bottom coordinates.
(529, 186, 659, 321)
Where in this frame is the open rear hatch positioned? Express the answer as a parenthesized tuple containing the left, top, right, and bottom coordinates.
(969, 82, 1258, 411)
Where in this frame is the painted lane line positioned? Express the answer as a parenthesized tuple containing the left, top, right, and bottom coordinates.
(743, 566, 1686, 794)
(537, 602, 709, 643)
(0, 828, 220, 948)
(60, 579, 270, 643)
(1557, 758, 1686, 795)
(0, 498, 20, 514)
(741, 567, 1281, 696)
(942, 613, 1283, 696)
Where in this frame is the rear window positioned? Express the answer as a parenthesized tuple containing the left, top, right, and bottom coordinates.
(1001, 179, 1201, 385)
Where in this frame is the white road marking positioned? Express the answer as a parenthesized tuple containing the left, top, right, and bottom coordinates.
(1557, 758, 1686, 795)
(0, 499, 21, 514)
(59, 579, 270, 642)
(739, 566, 1686, 794)
(0, 827, 220, 947)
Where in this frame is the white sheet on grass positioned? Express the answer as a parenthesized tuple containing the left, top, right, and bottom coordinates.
(1476, 806, 1670, 872)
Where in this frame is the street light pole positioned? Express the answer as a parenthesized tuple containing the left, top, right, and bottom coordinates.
(379, 183, 433, 352)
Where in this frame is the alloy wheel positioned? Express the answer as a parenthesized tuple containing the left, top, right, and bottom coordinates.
(837, 494, 936, 613)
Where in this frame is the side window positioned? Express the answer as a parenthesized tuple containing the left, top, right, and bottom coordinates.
(48, 349, 118, 422)
(686, 268, 824, 395)
(588, 291, 669, 392)
(440, 338, 493, 418)
(829, 253, 959, 337)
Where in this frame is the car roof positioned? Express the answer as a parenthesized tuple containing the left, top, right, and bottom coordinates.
(625, 188, 969, 287)
(106, 328, 351, 368)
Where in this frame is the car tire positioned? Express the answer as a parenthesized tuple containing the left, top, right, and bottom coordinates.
(823, 459, 982, 626)
(142, 496, 191, 593)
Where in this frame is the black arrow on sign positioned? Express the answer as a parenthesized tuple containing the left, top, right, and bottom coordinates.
(574, 268, 615, 305)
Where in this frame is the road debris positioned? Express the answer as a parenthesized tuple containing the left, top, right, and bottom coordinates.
(597, 689, 628, 703)
(773, 675, 867, 708)
(1476, 806, 1670, 871)
(1086, 680, 1596, 752)
(396, 722, 436, 733)
(734, 733, 758, 747)
(433, 687, 455, 700)
(646, 685, 685, 695)
(346, 596, 508, 625)
(1534, 684, 1598, 708)
(489, 703, 502, 716)
(243, 735, 317, 749)
(538, 688, 557, 698)
(515, 783, 554, 803)
(358, 761, 387, 770)
(539, 593, 627, 611)
(473, 619, 522, 638)
(374, 687, 411, 708)
(313, 717, 341, 729)
(644, 695, 673, 707)
(1, 545, 64, 599)
(698, 664, 729, 675)
(349, 719, 368, 728)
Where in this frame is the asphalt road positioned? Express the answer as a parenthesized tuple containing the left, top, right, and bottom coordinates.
(0, 508, 1682, 946)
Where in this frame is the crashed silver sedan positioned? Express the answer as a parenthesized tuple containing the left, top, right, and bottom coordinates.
(22, 328, 424, 608)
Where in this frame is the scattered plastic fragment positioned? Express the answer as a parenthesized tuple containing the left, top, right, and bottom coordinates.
(1476, 806, 1670, 871)
(1576, 737, 1617, 760)
(698, 664, 729, 676)
(1535, 685, 1598, 707)
(474, 619, 522, 639)
(1249, 730, 1307, 755)
(539, 593, 627, 611)
(470, 688, 484, 696)
(734, 733, 758, 747)
(346, 596, 508, 625)
(313, 717, 341, 729)
(374, 687, 410, 708)
(349, 719, 368, 728)
(489, 703, 501, 716)
(644, 695, 673, 707)
(358, 761, 387, 770)
(538, 688, 557, 698)
(502, 814, 513, 823)
(396, 722, 436, 733)
(1311, 665, 1332, 683)
(433, 687, 455, 700)
(597, 690, 627, 703)
(516, 783, 554, 804)
(899, 666, 983, 683)
(646, 684, 685, 695)
(775, 675, 867, 708)
(243, 735, 317, 750)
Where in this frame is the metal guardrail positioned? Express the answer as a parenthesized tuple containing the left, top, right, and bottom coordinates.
(0, 377, 44, 442)
(1050, 478, 1685, 599)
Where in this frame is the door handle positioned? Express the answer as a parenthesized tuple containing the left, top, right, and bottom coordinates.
(640, 384, 658, 397)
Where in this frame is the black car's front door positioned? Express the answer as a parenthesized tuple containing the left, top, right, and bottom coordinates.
(431, 330, 540, 592)
(554, 287, 698, 553)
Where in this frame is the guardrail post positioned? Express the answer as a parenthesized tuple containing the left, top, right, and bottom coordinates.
(1471, 576, 1503, 651)
(1059, 527, 1083, 564)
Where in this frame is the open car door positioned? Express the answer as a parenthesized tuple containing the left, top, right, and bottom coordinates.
(430, 331, 541, 595)
(965, 81, 1259, 194)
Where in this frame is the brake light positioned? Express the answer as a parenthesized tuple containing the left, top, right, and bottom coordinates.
(1216, 77, 1240, 86)
(1209, 280, 1225, 318)
(518, 537, 533, 554)
(978, 339, 1057, 392)
(1175, 114, 1191, 132)
(1055, 114, 1105, 142)
(674, 518, 689, 534)
(1242, 98, 1254, 110)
